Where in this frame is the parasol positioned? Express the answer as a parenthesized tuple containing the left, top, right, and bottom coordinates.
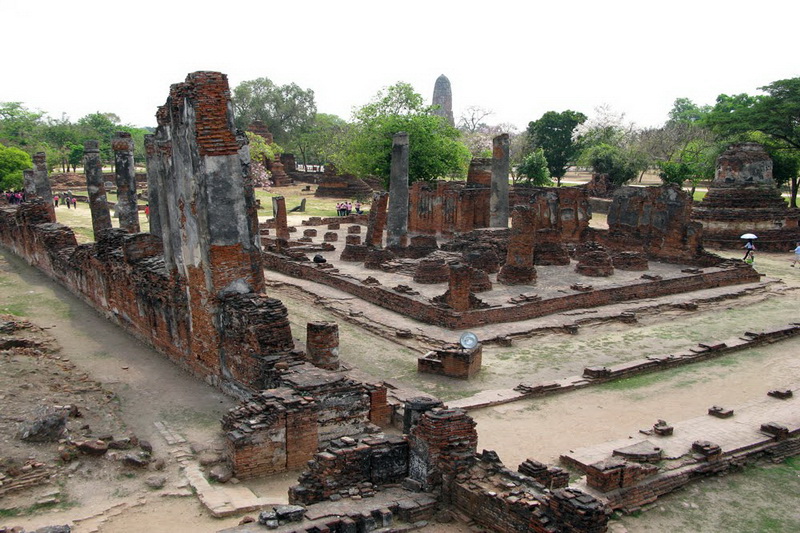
(740, 233, 758, 240)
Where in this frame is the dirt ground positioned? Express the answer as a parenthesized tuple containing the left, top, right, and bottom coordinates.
(2, 190, 800, 532)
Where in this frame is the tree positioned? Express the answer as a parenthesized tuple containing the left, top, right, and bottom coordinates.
(527, 110, 587, 186)
(232, 78, 316, 145)
(516, 148, 551, 186)
(0, 143, 32, 190)
(333, 83, 470, 184)
(0, 102, 44, 148)
(457, 106, 493, 134)
(291, 113, 348, 167)
(583, 143, 648, 186)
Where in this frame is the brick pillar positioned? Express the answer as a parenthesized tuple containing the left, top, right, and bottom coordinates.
(32, 152, 55, 221)
(153, 71, 277, 378)
(498, 205, 536, 284)
(387, 132, 409, 248)
(490, 133, 510, 228)
(365, 191, 389, 247)
(409, 408, 478, 494)
(84, 140, 113, 239)
(143, 135, 162, 240)
(112, 132, 140, 233)
(23, 170, 35, 198)
(306, 321, 339, 370)
(446, 263, 473, 312)
(272, 196, 290, 240)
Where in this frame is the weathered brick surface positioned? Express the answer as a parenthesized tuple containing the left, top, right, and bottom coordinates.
(408, 180, 490, 236)
(498, 206, 536, 284)
(454, 452, 610, 533)
(418, 345, 482, 379)
(112, 131, 140, 233)
(413, 258, 450, 284)
(364, 192, 389, 247)
(409, 408, 478, 493)
(306, 321, 340, 370)
(694, 142, 800, 250)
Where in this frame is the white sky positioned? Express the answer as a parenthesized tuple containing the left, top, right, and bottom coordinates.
(2, 0, 798, 131)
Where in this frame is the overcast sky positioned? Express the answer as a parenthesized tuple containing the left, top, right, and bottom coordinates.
(2, 0, 798, 132)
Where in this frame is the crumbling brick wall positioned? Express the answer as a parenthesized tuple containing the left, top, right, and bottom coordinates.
(408, 181, 490, 235)
(0, 72, 295, 397)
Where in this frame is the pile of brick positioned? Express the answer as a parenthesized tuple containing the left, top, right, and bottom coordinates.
(289, 436, 409, 505)
(574, 242, 614, 277)
(408, 408, 478, 492)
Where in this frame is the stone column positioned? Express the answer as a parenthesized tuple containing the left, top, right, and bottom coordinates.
(84, 140, 113, 238)
(112, 132, 140, 233)
(446, 263, 473, 312)
(32, 152, 55, 221)
(143, 135, 162, 240)
(498, 205, 536, 284)
(365, 191, 389, 247)
(22, 170, 35, 198)
(272, 196, 290, 240)
(490, 133, 510, 228)
(387, 132, 409, 248)
(306, 321, 339, 370)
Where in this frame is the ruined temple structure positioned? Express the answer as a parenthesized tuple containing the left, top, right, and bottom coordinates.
(601, 184, 713, 265)
(693, 142, 800, 250)
(1, 71, 298, 397)
(431, 74, 455, 127)
(313, 163, 373, 199)
(246, 120, 273, 144)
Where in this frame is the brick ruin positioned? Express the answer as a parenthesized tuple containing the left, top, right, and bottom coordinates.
(0, 72, 296, 397)
(693, 142, 800, 250)
(313, 163, 373, 199)
(283, 405, 610, 532)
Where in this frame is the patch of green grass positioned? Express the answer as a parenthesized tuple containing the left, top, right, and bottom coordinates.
(0, 301, 29, 316)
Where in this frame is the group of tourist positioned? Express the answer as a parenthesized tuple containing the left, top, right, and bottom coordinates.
(53, 193, 78, 209)
(336, 201, 362, 216)
(3, 191, 25, 204)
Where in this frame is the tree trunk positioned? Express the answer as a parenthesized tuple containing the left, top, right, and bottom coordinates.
(791, 175, 798, 208)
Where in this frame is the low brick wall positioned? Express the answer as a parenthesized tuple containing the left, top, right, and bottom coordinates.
(263, 251, 760, 330)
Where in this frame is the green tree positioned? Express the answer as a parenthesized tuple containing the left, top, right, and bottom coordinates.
(291, 113, 348, 167)
(583, 143, 648, 186)
(516, 148, 551, 186)
(527, 110, 587, 186)
(232, 78, 316, 145)
(0, 143, 32, 190)
(0, 102, 44, 148)
(333, 83, 470, 184)
(245, 131, 282, 164)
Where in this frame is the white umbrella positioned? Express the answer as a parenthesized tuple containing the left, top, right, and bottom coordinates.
(740, 233, 758, 240)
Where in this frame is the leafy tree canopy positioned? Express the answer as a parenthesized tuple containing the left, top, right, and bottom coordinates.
(517, 148, 551, 186)
(333, 83, 470, 184)
(583, 143, 648, 186)
(292, 113, 348, 167)
(527, 110, 587, 185)
(0, 143, 32, 190)
(232, 78, 316, 145)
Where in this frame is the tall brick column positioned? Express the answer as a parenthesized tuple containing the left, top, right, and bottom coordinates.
(112, 132, 140, 233)
(306, 321, 340, 370)
(22, 170, 35, 198)
(143, 135, 162, 239)
(365, 191, 389, 247)
(498, 205, 537, 284)
(84, 141, 113, 238)
(387, 132, 409, 248)
(32, 152, 55, 221)
(490, 133, 510, 228)
(150, 71, 292, 384)
(446, 263, 473, 312)
(272, 196, 290, 240)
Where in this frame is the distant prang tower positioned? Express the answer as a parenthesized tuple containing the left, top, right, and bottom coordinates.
(432, 74, 455, 127)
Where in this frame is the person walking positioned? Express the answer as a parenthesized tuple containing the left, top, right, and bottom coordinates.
(743, 239, 756, 263)
(792, 242, 800, 267)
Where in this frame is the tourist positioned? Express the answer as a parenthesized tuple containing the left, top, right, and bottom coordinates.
(354, 201, 362, 215)
(53, 195, 59, 208)
(792, 242, 800, 267)
(71, 197, 77, 208)
(145, 204, 150, 220)
(743, 239, 755, 263)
